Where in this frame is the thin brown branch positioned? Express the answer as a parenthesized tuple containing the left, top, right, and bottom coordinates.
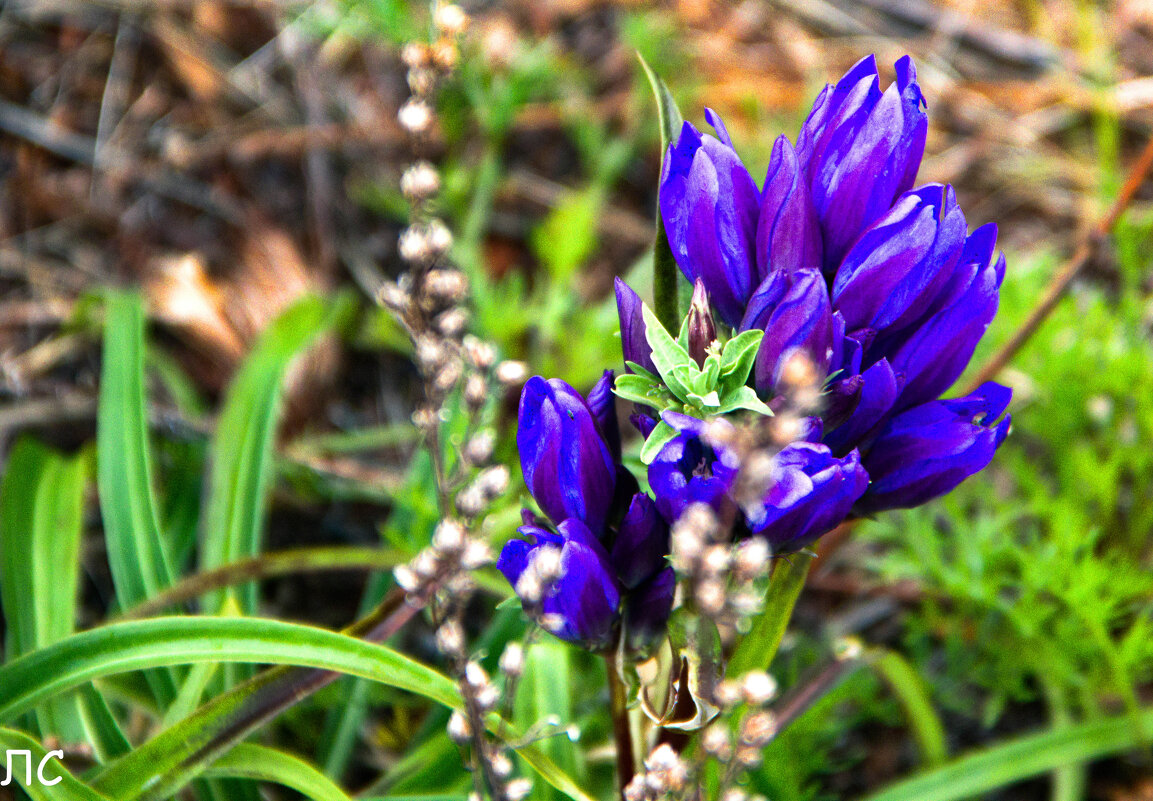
(966, 132, 1153, 392)
(606, 654, 637, 800)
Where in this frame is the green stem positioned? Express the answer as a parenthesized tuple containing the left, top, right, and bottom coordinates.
(605, 655, 636, 800)
(652, 221, 680, 333)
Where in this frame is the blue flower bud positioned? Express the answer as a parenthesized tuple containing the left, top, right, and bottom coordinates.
(739, 267, 833, 395)
(797, 55, 928, 273)
(518, 376, 617, 534)
(660, 112, 760, 327)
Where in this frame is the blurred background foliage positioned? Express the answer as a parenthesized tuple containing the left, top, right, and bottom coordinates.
(2, 0, 1153, 799)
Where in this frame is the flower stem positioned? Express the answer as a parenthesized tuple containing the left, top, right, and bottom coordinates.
(605, 654, 636, 799)
(653, 231, 680, 334)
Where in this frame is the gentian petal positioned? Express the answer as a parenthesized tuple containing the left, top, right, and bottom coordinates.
(615, 278, 657, 375)
(749, 442, 869, 553)
(624, 567, 676, 652)
(755, 136, 822, 280)
(518, 376, 617, 532)
(740, 267, 833, 395)
(858, 382, 1012, 513)
(611, 493, 669, 589)
(822, 357, 902, 456)
(586, 369, 622, 463)
(660, 118, 759, 327)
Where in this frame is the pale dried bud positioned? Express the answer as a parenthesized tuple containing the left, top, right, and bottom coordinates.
(465, 429, 496, 464)
(495, 360, 528, 386)
(436, 620, 466, 656)
(474, 682, 500, 711)
(702, 724, 732, 760)
(464, 374, 488, 408)
(623, 776, 647, 801)
(734, 539, 770, 580)
(714, 679, 742, 709)
(741, 672, 778, 707)
(463, 335, 497, 369)
(411, 549, 439, 579)
(464, 661, 488, 689)
(491, 751, 514, 779)
(393, 565, 420, 592)
(434, 359, 463, 391)
(436, 307, 469, 338)
(539, 613, 566, 633)
(506, 778, 532, 801)
(399, 225, 433, 263)
(407, 67, 437, 97)
(720, 790, 748, 801)
(515, 570, 543, 603)
(740, 710, 777, 748)
(434, 3, 469, 35)
(529, 545, 563, 583)
(695, 580, 726, 616)
(460, 539, 493, 570)
(702, 544, 731, 577)
(735, 745, 763, 768)
(424, 269, 469, 304)
(447, 709, 471, 743)
(780, 350, 818, 391)
(475, 465, 510, 498)
(412, 406, 439, 432)
(433, 519, 467, 554)
(401, 42, 430, 68)
(401, 160, 441, 200)
(398, 98, 433, 134)
(377, 281, 409, 312)
(427, 218, 453, 255)
(415, 336, 446, 370)
(499, 642, 525, 677)
(431, 39, 459, 70)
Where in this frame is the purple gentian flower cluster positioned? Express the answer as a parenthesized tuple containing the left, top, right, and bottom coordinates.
(619, 54, 1011, 553)
(497, 373, 675, 652)
(500, 54, 1012, 651)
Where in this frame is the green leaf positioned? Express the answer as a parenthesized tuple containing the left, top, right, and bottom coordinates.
(97, 291, 176, 608)
(639, 420, 680, 465)
(726, 554, 812, 677)
(613, 373, 672, 408)
(870, 648, 948, 767)
(641, 304, 693, 383)
(0, 616, 459, 726)
(716, 386, 773, 416)
(0, 726, 111, 801)
(203, 743, 352, 801)
(201, 294, 349, 614)
(861, 706, 1153, 801)
(0, 438, 128, 760)
(717, 329, 763, 393)
(638, 53, 684, 333)
(514, 642, 583, 801)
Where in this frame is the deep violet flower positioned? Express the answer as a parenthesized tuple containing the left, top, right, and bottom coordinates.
(499, 373, 673, 651)
(632, 53, 1011, 550)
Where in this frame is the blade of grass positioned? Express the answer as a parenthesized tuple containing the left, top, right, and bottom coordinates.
(860, 705, 1153, 801)
(200, 293, 351, 615)
(0, 726, 111, 801)
(726, 554, 812, 677)
(0, 438, 128, 760)
(202, 743, 352, 801)
(638, 54, 683, 333)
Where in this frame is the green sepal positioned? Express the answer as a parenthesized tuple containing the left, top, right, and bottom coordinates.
(639, 420, 680, 465)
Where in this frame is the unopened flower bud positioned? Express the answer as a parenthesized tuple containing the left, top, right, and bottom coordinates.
(398, 98, 433, 134)
(433, 519, 467, 553)
(464, 374, 488, 408)
(402, 42, 429, 68)
(436, 620, 466, 657)
(465, 429, 495, 464)
(734, 539, 770, 580)
(401, 161, 441, 200)
(424, 269, 468, 304)
(447, 709, 471, 743)
(377, 281, 409, 312)
(687, 278, 717, 369)
(434, 4, 469, 35)
(495, 360, 528, 386)
(741, 671, 778, 706)
(431, 39, 459, 70)
(460, 539, 492, 570)
(715, 679, 742, 709)
(740, 710, 777, 748)
(463, 335, 496, 369)
(464, 661, 488, 688)
(702, 724, 732, 759)
(506, 778, 532, 801)
(394, 565, 420, 592)
(499, 642, 525, 677)
(436, 307, 469, 338)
